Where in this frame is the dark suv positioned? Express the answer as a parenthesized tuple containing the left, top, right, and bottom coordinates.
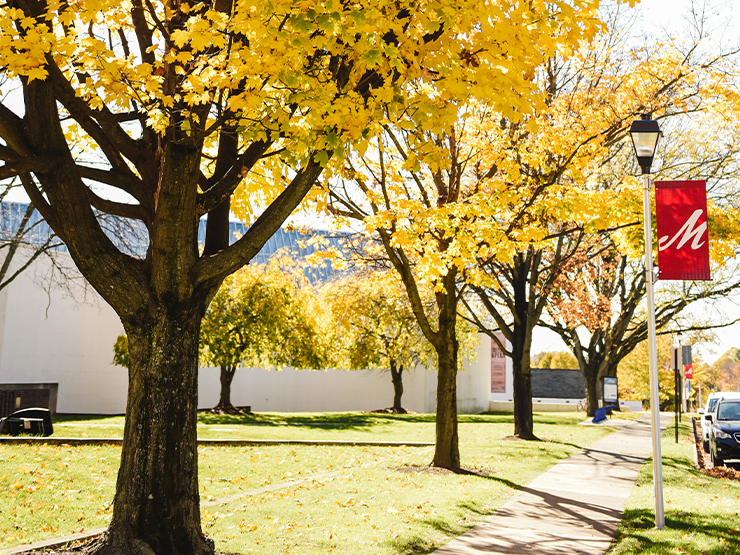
(708, 399, 740, 467)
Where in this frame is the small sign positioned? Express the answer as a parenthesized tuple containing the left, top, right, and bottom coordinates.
(490, 332, 506, 393)
(603, 377, 618, 403)
(684, 364, 693, 380)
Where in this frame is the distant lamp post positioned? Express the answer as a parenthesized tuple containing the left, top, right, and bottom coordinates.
(630, 113, 665, 529)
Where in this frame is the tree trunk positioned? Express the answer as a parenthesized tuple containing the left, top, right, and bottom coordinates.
(390, 361, 404, 412)
(512, 357, 536, 439)
(97, 305, 213, 555)
(583, 366, 600, 418)
(216, 365, 237, 410)
(432, 273, 460, 469)
(434, 336, 459, 468)
(510, 253, 538, 440)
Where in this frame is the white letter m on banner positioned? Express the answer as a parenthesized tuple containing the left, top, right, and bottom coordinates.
(658, 209, 707, 251)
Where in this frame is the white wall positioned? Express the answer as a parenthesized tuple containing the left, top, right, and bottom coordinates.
(0, 249, 491, 415)
(197, 344, 490, 415)
(0, 249, 128, 414)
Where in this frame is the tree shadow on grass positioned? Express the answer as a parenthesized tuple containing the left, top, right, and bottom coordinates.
(196, 410, 437, 430)
(386, 510, 482, 555)
(615, 508, 740, 554)
(54, 414, 125, 422)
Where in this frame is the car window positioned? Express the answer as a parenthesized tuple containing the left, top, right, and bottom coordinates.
(717, 402, 740, 421)
(707, 398, 719, 413)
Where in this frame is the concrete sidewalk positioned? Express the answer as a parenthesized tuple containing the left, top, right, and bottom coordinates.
(434, 413, 670, 555)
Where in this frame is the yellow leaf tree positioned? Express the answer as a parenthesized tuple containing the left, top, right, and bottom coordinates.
(320, 270, 433, 413)
(318, 1, 612, 467)
(200, 260, 328, 413)
(0, 0, 564, 550)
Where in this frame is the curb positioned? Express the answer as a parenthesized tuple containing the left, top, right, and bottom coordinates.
(1, 529, 106, 555)
(0, 437, 434, 447)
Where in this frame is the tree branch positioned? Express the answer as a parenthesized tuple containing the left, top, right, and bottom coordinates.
(194, 155, 326, 286)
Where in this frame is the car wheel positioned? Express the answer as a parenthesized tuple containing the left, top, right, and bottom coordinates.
(711, 450, 724, 468)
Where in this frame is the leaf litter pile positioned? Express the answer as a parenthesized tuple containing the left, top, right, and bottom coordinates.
(691, 418, 740, 481)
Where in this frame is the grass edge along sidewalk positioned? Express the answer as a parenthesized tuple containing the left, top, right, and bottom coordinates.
(606, 418, 740, 555)
(3, 412, 614, 555)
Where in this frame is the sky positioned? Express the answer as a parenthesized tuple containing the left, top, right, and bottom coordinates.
(3, 0, 740, 362)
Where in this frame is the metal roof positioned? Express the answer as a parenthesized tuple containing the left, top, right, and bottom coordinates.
(1, 202, 346, 283)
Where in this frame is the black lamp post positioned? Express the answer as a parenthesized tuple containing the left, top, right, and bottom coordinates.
(630, 114, 662, 174)
(629, 112, 665, 529)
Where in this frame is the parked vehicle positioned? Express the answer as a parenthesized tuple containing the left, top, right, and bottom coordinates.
(700, 392, 740, 453)
(707, 399, 740, 467)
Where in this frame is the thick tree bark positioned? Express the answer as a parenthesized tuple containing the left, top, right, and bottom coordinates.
(99, 303, 213, 555)
(390, 361, 404, 412)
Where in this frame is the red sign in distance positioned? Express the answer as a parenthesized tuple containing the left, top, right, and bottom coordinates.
(655, 180, 711, 281)
(684, 364, 693, 380)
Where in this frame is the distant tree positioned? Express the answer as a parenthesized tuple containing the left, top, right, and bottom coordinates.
(321, 271, 425, 412)
(199, 260, 328, 413)
(708, 348, 740, 393)
(532, 352, 553, 369)
(112, 259, 329, 412)
(532, 351, 580, 369)
(548, 352, 579, 369)
(618, 334, 676, 408)
(112, 335, 130, 369)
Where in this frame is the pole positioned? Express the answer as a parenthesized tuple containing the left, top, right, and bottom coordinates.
(678, 366, 682, 422)
(642, 173, 665, 529)
(674, 367, 679, 444)
(698, 381, 702, 409)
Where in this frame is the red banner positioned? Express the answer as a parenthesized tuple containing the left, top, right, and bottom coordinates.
(655, 180, 711, 281)
(684, 364, 693, 380)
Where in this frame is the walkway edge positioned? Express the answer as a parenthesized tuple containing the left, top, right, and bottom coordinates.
(0, 529, 106, 555)
(0, 437, 434, 447)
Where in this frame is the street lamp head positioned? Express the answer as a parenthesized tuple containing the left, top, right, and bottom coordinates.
(630, 113, 661, 175)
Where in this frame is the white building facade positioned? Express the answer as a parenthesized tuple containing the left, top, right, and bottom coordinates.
(0, 248, 493, 415)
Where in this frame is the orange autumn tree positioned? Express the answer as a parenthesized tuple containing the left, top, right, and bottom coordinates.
(0, 0, 612, 551)
(545, 221, 740, 416)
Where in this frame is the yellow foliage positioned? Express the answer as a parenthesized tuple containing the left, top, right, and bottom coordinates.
(0, 0, 621, 226)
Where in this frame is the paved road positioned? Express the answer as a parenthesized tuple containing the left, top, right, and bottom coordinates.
(434, 414, 670, 555)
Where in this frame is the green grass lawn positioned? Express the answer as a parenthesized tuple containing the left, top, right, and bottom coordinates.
(607, 418, 740, 555)
(50, 411, 441, 442)
(1, 411, 611, 553)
